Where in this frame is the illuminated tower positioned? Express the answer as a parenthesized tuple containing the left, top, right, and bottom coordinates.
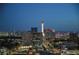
(41, 20, 49, 50)
(41, 20, 45, 38)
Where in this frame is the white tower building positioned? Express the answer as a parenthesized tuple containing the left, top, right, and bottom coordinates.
(41, 20, 45, 38)
(41, 20, 49, 50)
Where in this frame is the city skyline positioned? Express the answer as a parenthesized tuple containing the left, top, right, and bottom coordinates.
(0, 3, 79, 32)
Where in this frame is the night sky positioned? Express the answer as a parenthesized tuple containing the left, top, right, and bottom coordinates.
(0, 3, 79, 32)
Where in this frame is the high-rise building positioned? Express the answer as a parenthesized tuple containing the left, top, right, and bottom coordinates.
(31, 27, 38, 33)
